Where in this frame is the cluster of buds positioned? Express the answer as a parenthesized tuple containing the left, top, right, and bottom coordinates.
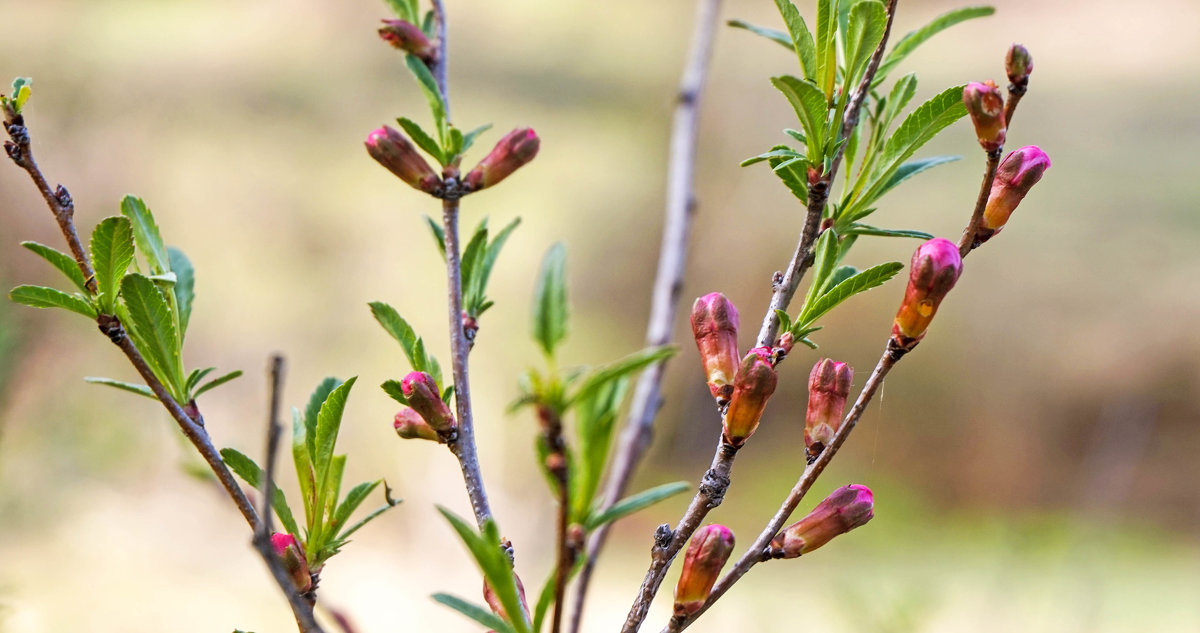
(399, 371, 457, 441)
(891, 238, 963, 349)
(463, 128, 540, 192)
(377, 19, 435, 64)
(767, 485, 874, 559)
(673, 524, 735, 617)
(269, 532, 313, 594)
(722, 347, 778, 448)
(689, 292, 740, 401)
(365, 126, 442, 195)
(1005, 43, 1034, 90)
(803, 359, 853, 462)
(963, 81, 1006, 153)
(978, 145, 1051, 242)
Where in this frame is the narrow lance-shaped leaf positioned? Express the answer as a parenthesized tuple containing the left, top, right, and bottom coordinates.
(772, 0, 818, 81)
(437, 508, 531, 633)
(796, 261, 904, 328)
(119, 273, 185, 397)
(424, 215, 447, 257)
(330, 480, 380, 534)
(843, 1, 888, 88)
(167, 247, 195, 337)
(875, 6, 996, 83)
(84, 376, 156, 399)
(192, 370, 243, 398)
(841, 225, 935, 240)
(532, 243, 567, 358)
(405, 55, 448, 143)
(21, 242, 88, 293)
(313, 377, 357, 493)
(120, 196, 169, 275)
(800, 229, 839, 314)
(569, 345, 675, 407)
(218, 447, 301, 537)
(9, 285, 97, 319)
(772, 75, 827, 161)
(585, 481, 691, 530)
(89, 216, 135, 315)
(460, 123, 493, 154)
(815, 0, 837, 98)
(396, 116, 446, 166)
(727, 19, 793, 51)
(432, 594, 516, 633)
(292, 408, 317, 529)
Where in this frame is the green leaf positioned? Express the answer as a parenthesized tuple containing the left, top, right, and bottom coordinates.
(368, 301, 441, 385)
(796, 261, 903, 328)
(532, 555, 586, 633)
(89, 216, 135, 315)
(461, 220, 489, 315)
(303, 377, 342, 465)
(9, 285, 96, 319)
(880, 73, 919, 135)
(167, 247, 195, 337)
(800, 229, 839, 314)
(21, 241, 88, 293)
(424, 215, 447, 258)
(774, 309, 793, 335)
(727, 19, 792, 50)
(584, 481, 690, 531)
(774, 0, 818, 81)
(843, 1, 888, 88)
(381, 0, 416, 21)
(381, 379, 408, 405)
(816, 264, 858, 296)
(292, 408, 317, 529)
(532, 243, 568, 358)
(873, 155, 960, 201)
(84, 376, 156, 399)
(332, 482, 401, 542)
(572, 378, 629, 522)
(119, 273, 185, 397)
(768, 147, 809, 201)
(815, 0, 837, 97)
(432, 594, 516, 633)
(842, 225, 934, 240)
(405, 55, 447, 143)
(569, 345, 675, 407)
(740, 147, 804, 167)
(461, 123, 493, 154)
(876, 7, 995, 82)
(186, 367, 215, 393)
(10, 77, 31, 111)
(437, 508, 531, 633)
(330, 479, 379, 535)
(771, 75, 827, 160)
(445, 126, 464, 158)
(193, 370, 243, 398)
(119, 196, 169, 275)
(396, 116, 446, 166)
(314, 377, 357, 494)
(473, 217, 521, 316)
(218, 447, 301, 537)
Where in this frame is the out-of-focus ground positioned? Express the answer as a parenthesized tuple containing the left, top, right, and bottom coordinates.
(1, 0, 1198, 631)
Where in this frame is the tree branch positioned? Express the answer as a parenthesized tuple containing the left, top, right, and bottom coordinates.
(957, 148, 1001, 256)
(430, 0, 449, 119)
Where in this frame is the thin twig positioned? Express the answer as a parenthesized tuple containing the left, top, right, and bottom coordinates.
(957, 148, 1001, 256)
(540, 407, 574, 633)
(570, 0, 723, 629)
(1003, 80, 1026, 129)
(431, 0, 449, 120)
(253, 355, 326, 633)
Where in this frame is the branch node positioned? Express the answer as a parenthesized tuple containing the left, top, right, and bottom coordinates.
(653, 523, 673, 550)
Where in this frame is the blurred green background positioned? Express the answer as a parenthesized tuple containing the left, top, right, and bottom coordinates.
(1, 0, 1198, 631)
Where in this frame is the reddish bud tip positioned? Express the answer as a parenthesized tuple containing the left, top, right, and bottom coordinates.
(377, 19, 435, 62)
(722, 347, 778, 447)
(1005, 44, 1034, 86)
(769, 485, 874, 559)
(892, 238, 963, 346)
(963, 81, 1007, 152)
(980, 145, 1051, 238)
(673, 524, 735, 616)
(365, 126, 442, 194)
(400, 371, 457, 437)
(690, 292, 740, 401)
(463, 128, 539, 191)
(394, 407, 440, 441)
(804, 359, 853, 460)
(270, 532, 313, 593)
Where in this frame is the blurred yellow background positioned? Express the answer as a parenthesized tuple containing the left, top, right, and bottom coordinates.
(1, 0, 1198, 631)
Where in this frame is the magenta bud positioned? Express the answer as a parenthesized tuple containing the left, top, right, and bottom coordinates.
(690, 292, 740, 401)
(401, 371, 457, 437)
(980, 145, 1051, 240)
(270, 532, 312, 593)
(463, 128, 539, 191)
(722, 347, 778, 447)
(891, 238, 963, 346)
(1005, 44, 1033, 86)
(673, 524, 735, 617)
(365, 126, 442, 194)
(394, 407, 440, 441)
(804, 359, 853, 460)
(963, 81, 1006, 153)
(378, 20, 435, 62)
(768, 485, 874, 559)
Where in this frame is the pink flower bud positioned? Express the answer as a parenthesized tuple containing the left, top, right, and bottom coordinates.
(963, 81, 1006, 152)
(980, 145, 1051, 240)
(394, 407, 440, 441)
(804, 359, 853, 460)
(483, 572, 530, 624)
(401, 371, 456, 437)
(891, 238, 963, 346)
(378, 19, 435, 63)
(673, 524, 735, 617)
(768, 485, 874, 559)
(463, 128, 539, 191)
(690, 292, 740, 401)
(365, 126, 441, 194)
(722, 347, 777, 447)
(1005, 44, 1033, 86)
(270, 532, 312, 593)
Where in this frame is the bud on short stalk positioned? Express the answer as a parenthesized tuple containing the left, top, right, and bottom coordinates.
(673, 524, 735, 617)
(804, 359, 853, 461)
(963, 81, 1006, 153)
(892, 238, 963, 347)
(1005, 44, 1034, 87)
(377, 19, 435, 63)
(365, 126, 442, 194)
(722, 347, 777, 447)
(393, 407, 440, 441)
(401, 371, 457, 438)
(270, 532, 313, 593)
(690, 292, 740, 401)
(768, 485, 874, 559)
(463, 128, 539, 191)
(979, 145, 1051, 242)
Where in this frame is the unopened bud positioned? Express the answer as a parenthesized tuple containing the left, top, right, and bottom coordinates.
(378, 19, 435, 63)
(394, 407, 440, 441)
(768, 485, 873, 559)
(804, 359, 853, 461)
(979, 145, 1051, 241)
(365, 126, 441, 194)
(690, 292, 740, 401)
(673, 524, 735, 617)
(1005, 44, 1033, 87)
(401, 371, 456, 437)
(270, 532, 312, 593)
(483, 572, 530, 624)
(463, 128, 539, 191)
(776, 331, 795, 356)
(963, 81, 1006, 153)
(891, 238, 963, 347)
(722, 347, 778, 447)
